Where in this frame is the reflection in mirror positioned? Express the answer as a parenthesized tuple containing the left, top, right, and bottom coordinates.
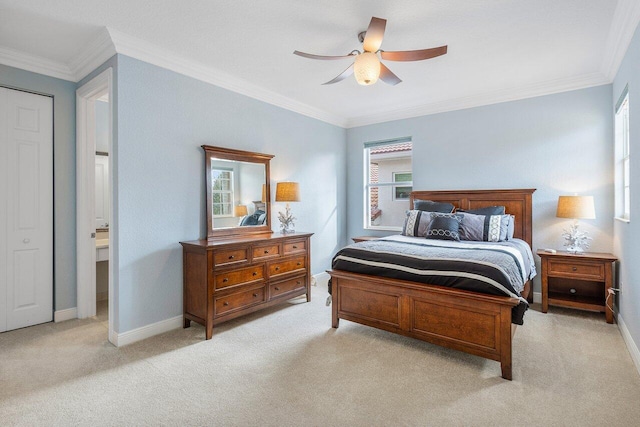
(210, 159, 266, 229)
(203, 145, 274, 238)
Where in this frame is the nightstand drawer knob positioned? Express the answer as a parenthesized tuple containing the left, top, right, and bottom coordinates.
(572, 267, 577, 271)
(223, 301, 229, 306)
(253, 293, 258, 298)
(275, 287, 280, 291)
(228, 255, 235, 259)
(293, 245, 298, 249)
(570, 288, 577, 294)
(222, 278, 228, 283)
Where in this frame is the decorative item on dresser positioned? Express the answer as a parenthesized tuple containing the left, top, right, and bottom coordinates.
(181, 145, 313, 339)
(181, 232, 312, 339)
(537, 250, 617, 323)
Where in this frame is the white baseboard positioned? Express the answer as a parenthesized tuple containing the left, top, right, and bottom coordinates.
(618, 314, 640, 376)
(313, 271, 330, 288)
(533, 291, 542, 304)
(111, 315, 183, 347)
(54, 307, 78, 323)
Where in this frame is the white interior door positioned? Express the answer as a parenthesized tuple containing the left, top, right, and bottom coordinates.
(0, 87, 53, 332)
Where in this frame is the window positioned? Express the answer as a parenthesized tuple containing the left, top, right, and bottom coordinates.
(615, 87, 630, 221)
(392, 172, 413, 200)
(364, 138, 413, 230)
(211, 169, 234, 217)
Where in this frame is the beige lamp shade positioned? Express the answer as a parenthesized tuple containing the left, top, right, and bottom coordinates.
(275, 182, 300, 202)
(556, 196, 596, 219)
(234, 205, 248, 217)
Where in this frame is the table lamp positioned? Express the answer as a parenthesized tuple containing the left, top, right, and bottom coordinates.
(234, 205, 248, 217)
(556, 195, 595, 253)
(275, 182, 300, 233)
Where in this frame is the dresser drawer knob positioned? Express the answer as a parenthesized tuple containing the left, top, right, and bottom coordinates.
(222, 278, 229, 283)
(297, 262, 301, 266)
(297, 281, 301, 285)
(228, 255, 235, 259)
(253, 271, 258, 276)
(223, 301, 229, 306)
(253, 293, 258, 297)
(275, 267, 280, 271)
(292, 245, 298, 249)
(572, 267, 577, 271)
(275, 287, 280, 291)
(264, 250, 269, 254)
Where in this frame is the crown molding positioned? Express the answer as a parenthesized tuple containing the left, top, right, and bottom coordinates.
(69, 28, 116, 82)
(106, 28, 347, 128)
(345, 72, 610, 128)
(601, 0, 640, 81)
(0, 45, 75, 81)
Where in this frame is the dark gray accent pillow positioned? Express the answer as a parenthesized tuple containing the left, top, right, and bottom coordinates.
(413, 199, 455, 213)
(458, 212, 511, 242)
(425, 213, 461, 241)
(457, 206, 506, 215)
(402, 210, 433, 237)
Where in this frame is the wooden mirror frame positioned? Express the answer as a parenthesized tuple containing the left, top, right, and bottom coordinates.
(203, 145, 274, 239)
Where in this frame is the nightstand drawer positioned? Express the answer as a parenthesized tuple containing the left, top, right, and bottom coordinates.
(547, 259, 604, 280)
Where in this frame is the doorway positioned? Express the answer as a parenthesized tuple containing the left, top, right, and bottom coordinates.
(76, 68, 115, 344)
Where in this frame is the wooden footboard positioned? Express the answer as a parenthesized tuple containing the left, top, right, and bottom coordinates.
(329, 269, 520, 380)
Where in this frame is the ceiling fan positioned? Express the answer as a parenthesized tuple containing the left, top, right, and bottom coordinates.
(293, 17, 448, 86)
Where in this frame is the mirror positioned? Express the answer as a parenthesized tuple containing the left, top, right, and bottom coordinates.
(203, 145, 273, 238)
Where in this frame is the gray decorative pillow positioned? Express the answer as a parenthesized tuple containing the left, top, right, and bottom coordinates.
(457, 206, 505, 215)
(425, 213, 462, 241)
(413, 199, 455, 213)
(402, 210, 433, 237)
(458, 212, 511, 242)
(506, 214, 515, 240)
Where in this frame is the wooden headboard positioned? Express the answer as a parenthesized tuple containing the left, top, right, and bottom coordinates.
(409, 189, 536, 248)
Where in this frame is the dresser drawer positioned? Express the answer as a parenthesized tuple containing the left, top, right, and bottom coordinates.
(270, 276, 306, 298)
(215, 285, 265, 316)
(214, 265, 264, 289)
(269, 256, 306, 277)
(213, 247, 248, 266)
(252, 243, 281, 260)
(547, 259, 604, 280)
(283, 239, 306, 255)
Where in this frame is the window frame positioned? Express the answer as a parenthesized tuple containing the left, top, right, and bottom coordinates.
(363, 137, 413, 231)
(615, 87, 630, 222)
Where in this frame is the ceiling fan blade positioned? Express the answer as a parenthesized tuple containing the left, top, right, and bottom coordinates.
(381, 45, 448, 62)
(293, 50, 355, 60)
(322, 63, 355, 85)
(379, 63, 402, 86)
(362, 17, 387, 52)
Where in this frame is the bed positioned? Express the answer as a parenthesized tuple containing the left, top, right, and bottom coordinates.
(328, 189, 536, 380)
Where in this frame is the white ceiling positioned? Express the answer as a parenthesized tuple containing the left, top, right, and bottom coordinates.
(1, 0, 640, 127)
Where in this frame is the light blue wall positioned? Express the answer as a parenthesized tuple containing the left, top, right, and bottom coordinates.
(346, 85, 614, 295)
(0, 64, 77, 311)
(613, 23, 640, 355)
(115, 55, 346, 333)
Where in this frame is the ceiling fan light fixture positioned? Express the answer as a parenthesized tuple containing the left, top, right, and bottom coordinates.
(354, 52, 380, 85)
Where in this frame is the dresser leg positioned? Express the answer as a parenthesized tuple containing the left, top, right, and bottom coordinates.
(183, 318, 191, 328)
(206, 324, 213, 340)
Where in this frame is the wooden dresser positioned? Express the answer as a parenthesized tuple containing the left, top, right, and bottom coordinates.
(180, 232, 313, 339)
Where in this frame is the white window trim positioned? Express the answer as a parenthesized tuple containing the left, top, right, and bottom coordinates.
(391, 171, 413, 201)
(363, 137, 413, 231)
(615, 88, 630, 222)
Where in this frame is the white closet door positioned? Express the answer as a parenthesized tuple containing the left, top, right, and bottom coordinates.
(0, 87, 53, 332)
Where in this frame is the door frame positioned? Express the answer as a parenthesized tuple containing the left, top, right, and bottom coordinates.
(76, 68, 115, 344)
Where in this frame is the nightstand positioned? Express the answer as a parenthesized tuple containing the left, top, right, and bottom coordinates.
(536, 250, 617, 323)
(351, 236, 380, 243)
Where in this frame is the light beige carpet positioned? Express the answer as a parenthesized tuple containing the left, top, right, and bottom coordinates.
(1, 279, 639, 426)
